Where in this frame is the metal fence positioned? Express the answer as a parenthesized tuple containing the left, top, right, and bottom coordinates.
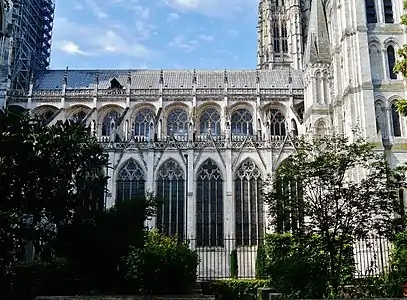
(185, 236, 392, 281)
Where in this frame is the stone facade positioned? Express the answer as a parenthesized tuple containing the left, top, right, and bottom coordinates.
(2, 0, 407, 273)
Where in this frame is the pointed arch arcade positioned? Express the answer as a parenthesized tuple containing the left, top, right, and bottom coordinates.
(196, 158, 224, 247)
(116, 160, 145, 203)
(156, 159, 185, 237)
(235, 159, 265, 246)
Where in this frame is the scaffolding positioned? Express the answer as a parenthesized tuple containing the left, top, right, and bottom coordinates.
(10, 0, 54, 91)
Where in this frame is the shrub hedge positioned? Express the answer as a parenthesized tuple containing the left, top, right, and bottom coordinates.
(201, 279, 271, 300)
(122, 230, 200, 295)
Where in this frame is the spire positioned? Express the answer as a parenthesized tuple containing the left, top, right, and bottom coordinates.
(303, 0, 330, 65)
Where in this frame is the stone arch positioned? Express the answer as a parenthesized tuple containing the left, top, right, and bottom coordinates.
(115, 158, 146, 203)
(196, 158, 224, 246)
(98, 105, 123, 137)
(315, 118, 328, 136)
(261, 104, 288, 136)
(155, 156, 186, 180)
(388, 96, 403, 137)
(196, 103, 222, 135)
(31, 105, 58, 118)
(129, 103, 156, 121)
(155, 158, 186, 236)
(228, 102, 255, 115)
(165, 105, 189, 138)
(273, 156, 304, 233)
(375, 98, 388, 137)
(65, 104, 91, 121)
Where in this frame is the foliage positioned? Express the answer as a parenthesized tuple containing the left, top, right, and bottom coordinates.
(263, 134, 405, 293)
(201, 279, 271, 300)
(263, 233, 354, 298)
(9, 258, 85, 300)
(394, 0, 407, 115)
(0, 109, 108, 292)
(255, 245, 267, 280)
(54, 195, 157, 294)
(122, 230, 199, 295)
(230, 249, 239, 279)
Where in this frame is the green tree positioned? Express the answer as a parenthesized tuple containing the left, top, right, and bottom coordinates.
(0, 108, 108, 294)
(393, 0, 407, 115)
(263, 134, 405, 293)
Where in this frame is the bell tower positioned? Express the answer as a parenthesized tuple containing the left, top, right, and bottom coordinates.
(257, 0, 303, 70)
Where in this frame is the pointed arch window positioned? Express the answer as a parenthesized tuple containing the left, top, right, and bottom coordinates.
(71, 110, 87, 123)
(36, 108, 57, 123)
(102, 110, 120, 136)
(266, 108, 286, 136)
(199, 107, 221, 135)
(196, 159, 224, 247)
(315, 121, 327, 137)
(156, 159, 185, 237)
(383, 0, 394, 23)
(134, 108, 155, 137)
(274, 159, 304, 234)
(365, 0, 377, 23)
(391, 103, 401, 137)
(273, 22, 280, 54)
(231, 109, 253, 136)
(167, 108, 189, 137)
(282, 21, 288, 53)
(235, 160, 264, 246)
(375, 101, 388, 137)
(116, 160, 145, 203)
(387, 45, 397, 80)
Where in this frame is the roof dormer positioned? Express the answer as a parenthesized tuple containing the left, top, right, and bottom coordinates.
(110, 77, 123, 89)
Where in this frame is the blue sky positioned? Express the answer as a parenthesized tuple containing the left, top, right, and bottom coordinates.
(50, 0, 259, 70)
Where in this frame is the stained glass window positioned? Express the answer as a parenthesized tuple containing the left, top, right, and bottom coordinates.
(231, 109, 253, 136)
(134, 108, 155, 137)
(196, 159, 224, 247)
(71, 110, 87, 123)
(102, 110, 120, 136)
(167, 108, 189, 137)
(199, 107, 221, 135)
(116, 160, 145, 203)
(235, 159, 264, 246)
(266, 108, 286, 136)
(156, 159, 185, 237)
(391, 103, 401, 137)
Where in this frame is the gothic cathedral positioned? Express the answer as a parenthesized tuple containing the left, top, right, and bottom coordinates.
(1, 0, 407, 254)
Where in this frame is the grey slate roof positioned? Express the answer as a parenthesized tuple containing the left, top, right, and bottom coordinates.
(33, 69, 304, 91)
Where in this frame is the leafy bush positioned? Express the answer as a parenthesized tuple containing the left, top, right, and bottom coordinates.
(123, 230, 199, 295)
(263, 233, 355, 298)
(10, 258, 85, 300)
(201, 279, 271, 300)
(55, 196, 154, 293)
(255, 245, 267, 280)
(230, 249, 238, 279)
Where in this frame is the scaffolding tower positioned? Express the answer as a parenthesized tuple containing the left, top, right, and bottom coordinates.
(10, 0, 55, 91)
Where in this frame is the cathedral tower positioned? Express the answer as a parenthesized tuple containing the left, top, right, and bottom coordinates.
(257, 0, 303, 69)
(302, 0, 332, 134)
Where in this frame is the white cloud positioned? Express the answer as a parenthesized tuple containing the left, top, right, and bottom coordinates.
(168, 34, 196, 52)
(57, 41, 88, 56)
(85, 0, 108, 19)
(167, 12, 180, 23)
(164, 0, 257, 17)
(52, 18, 154, 59)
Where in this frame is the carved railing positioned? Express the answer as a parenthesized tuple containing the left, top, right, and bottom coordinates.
(98, 134, 296, 150)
